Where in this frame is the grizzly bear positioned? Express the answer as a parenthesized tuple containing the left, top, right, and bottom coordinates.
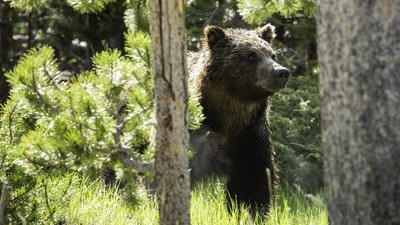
(188, 24, 289, 213)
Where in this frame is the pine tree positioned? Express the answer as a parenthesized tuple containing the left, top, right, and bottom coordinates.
(237, 0, 316, 25)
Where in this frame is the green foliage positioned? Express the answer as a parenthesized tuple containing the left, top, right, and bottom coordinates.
(270, 68, 322, 191)
(2, 0, 128, 77)
(0, 172, 76, 224)
(0, 41, 145, 222)
(6, 0, 49, 12)
(188, 93, 205, 130)
(5, 45, 138, 173)
(67, 0, 117, 13)
(125, 0, 150, 33)
(238, 0, 316, 25)
(6, 0, 118, 13)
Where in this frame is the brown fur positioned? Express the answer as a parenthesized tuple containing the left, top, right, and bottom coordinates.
(189, 24, 289, 213)
(189, 24, 286, 136)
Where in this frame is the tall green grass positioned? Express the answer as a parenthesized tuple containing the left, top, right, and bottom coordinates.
(64, 180, 152, 224)
(191, 180, 328, 225)
(63, 179, 327, 225)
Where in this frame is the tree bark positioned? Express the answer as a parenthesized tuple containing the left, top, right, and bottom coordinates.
(0, 183, 10, 225)
(148, 0, 190, 225)
(0, 3, 12, 104)
(317, 1, 400, 225)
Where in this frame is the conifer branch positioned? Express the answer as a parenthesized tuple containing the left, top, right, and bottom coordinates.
(43, 64, 59, 89)
(31, 68, 46, 104)
(113, 149, 154, 173)
(7, 104, 18, 143)
(111, 97, 154, 173)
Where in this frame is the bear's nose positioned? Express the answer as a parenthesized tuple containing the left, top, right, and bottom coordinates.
(274, 68, 289, 85)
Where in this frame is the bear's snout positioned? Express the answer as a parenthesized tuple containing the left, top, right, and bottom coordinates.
(274, 68, 289, 86)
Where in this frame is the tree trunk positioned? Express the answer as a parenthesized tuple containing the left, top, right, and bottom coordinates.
(317, 1, 400, 225)
(0, 3, 12, 104)
(0, 183, 10, 225)
(148, 1, 190, 225)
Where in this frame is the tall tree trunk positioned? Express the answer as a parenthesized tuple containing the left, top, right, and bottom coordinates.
(317, 1, 400, 225)
(0, 2, 12, 104)
(148, 1, 190, 224)
(0, 183, 10, 225)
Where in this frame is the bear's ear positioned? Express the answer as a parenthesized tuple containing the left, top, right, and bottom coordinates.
(204, 25, 226, 48)
(257, 23, 276, 43)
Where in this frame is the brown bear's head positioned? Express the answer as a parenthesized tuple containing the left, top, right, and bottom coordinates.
(202, 24, 289, 102)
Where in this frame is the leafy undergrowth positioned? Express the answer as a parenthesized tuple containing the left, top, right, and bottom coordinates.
(62, 178, 327, 225)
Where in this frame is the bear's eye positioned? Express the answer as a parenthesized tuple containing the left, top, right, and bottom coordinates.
(247, 52, 259, 62)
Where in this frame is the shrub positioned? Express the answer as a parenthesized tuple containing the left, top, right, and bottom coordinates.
(270, 68, 322, 191)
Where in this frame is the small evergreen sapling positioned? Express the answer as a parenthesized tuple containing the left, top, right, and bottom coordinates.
(0, 31, 204, 223)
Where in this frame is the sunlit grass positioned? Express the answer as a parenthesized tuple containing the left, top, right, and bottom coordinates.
(63, 178, 327, 225)
(268, 185, 328, 225)
(191, 180, 328, 225)
(64, 179, 158, 224)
